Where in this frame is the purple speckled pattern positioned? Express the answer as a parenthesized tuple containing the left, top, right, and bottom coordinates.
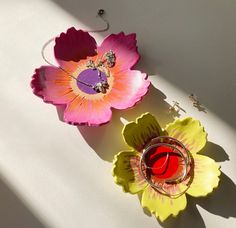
(77, 69, 107, 94)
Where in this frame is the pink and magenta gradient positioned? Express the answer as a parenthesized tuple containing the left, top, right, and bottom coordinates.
(31, 28, 150, 126)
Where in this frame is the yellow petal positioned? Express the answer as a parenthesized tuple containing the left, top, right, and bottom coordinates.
(187, 154, 221, 197)
(141, 185, 187, 222)
(122, 113, 163, 151)
(165, 117, 207, 154)
(112, 151, 147, 194)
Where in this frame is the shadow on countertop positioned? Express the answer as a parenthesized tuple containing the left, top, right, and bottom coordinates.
(50, 1, 236, 227)
(51, 0, 236, 129)
(78, 84, 179, 162)
(0, 176, 48, 228)
(77, 104, 236, 228)
(158, 172, 236, 228)
(158, 143, 236, 228)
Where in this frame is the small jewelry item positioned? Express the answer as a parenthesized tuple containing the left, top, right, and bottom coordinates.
(31, 10, 150, 126)
(189, 93, 200, 107)
(169, 101, 186, 114)
(189, 93, 207, 113)
(112, 113, 221, 222)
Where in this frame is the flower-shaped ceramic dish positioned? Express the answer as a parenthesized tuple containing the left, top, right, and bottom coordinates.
(112, 113, 221, 222)
(31, 28, 150, 126)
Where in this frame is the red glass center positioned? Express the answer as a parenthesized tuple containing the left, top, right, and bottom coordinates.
(140, 137, 192, 196)
(141, 137, 189, 184)
(147, 145, 180, 179)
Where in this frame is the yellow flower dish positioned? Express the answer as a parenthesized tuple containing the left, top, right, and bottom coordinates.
(112, 113, 221, 222)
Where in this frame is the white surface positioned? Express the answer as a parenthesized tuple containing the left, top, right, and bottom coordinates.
(0, 0, 236, 227)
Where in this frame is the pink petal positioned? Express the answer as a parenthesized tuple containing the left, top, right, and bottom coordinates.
(105, 70, 150, 109)
(31, 66, 76, 105)
(63, 98, 112, 126)
(54, 27, 97, 63)
(97, 32, 140, 71)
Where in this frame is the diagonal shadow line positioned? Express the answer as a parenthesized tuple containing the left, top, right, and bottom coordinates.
(49, 2, 236, 224)
(55, 87, 236, 228)
(51, 0, 236, 129)
(198, 142, 229, 162)
(0, 175, 49, 228)
(76, 92, 235, 226)
(55, 81, 235, 227)
(195, 172, 236, 219)
(56, 83, 235, 225)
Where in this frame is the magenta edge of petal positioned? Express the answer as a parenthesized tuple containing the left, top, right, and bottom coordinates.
(30, 65, 48, 99)
(31, 66, 112, 127)
(31, 65, 68, 106)
(63, 106, 113, 127)
(54, 27, 98, 65)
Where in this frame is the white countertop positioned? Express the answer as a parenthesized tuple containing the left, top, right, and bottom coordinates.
(0, 0, 236, 227)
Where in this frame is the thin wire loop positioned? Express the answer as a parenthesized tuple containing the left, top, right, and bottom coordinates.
(142, 152, 170, 170)
(87, 12, 109, 33)
(150, 136, 191, 167)
(139, 136, 192, 198)
(40, 10, 110, 88)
